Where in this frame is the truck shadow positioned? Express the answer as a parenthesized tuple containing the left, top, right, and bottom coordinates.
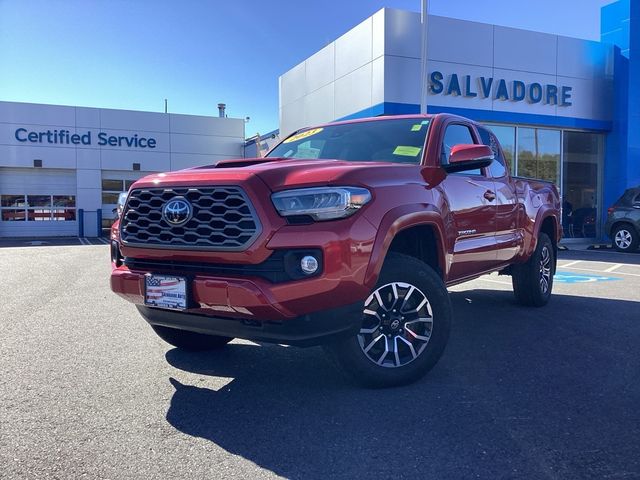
(164, 290, 640, 479)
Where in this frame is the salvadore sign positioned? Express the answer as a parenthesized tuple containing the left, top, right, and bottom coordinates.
(14, 128, 157, 149)
(429, 71, 573, 107)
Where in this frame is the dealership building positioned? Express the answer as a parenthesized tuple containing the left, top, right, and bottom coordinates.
(1, 0, 637, 240)
(0, 102, 245, 237)
(280, 0, 639, 240)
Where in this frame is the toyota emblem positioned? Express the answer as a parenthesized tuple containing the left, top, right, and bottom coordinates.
(162, 197, 193, 226)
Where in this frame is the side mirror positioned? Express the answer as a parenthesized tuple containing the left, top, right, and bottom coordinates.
(442, 144, 494, 174)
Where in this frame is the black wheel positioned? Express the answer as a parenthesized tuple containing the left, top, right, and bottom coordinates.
(150, 325, 233, 351)
(612, 224, 639, 252)
(325, 253, 452, 388)
(512, 232, 555, 307)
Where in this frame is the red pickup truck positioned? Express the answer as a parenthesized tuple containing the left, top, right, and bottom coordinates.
(110, 114, 561, 387)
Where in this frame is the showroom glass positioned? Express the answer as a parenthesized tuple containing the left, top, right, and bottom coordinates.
(267, 119, 430, 164)
(478, 127, 508, 178)
(517, 128, 560, 185)
(485, 125, 515, 173)
(562, 132, 603, 239)
(0, 195, 76, 222)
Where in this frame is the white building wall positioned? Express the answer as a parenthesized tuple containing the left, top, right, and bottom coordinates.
(0, 101, 245, 237)
(279, 8, 614, 136)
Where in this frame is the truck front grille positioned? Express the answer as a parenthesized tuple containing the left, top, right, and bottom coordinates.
(120, 186, 261, 250)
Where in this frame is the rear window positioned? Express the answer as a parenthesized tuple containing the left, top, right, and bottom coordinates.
(615, 188, 640, 206)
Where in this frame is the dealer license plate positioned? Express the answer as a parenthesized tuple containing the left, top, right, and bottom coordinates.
(144, 274, 188, 310)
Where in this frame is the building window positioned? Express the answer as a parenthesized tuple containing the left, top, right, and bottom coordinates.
(1, 195, 76, 222)
(101, 179, 134, 205)
(562, 132, 603, 238)
(484, 125, 515, 172)
(517, 128, 560, 185)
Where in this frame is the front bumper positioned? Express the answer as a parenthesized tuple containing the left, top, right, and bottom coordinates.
(136, 302, 363, 347)
(111, 212, 378, 343)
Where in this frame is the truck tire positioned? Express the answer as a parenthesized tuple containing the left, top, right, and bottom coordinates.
(612, 224, 639, 252)
(150, 325, 233, 351)
(512, 232, 554, 307)
(325, 253, 451, 388)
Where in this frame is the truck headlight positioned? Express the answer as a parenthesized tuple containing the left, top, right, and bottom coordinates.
(271, 187, 371, 221)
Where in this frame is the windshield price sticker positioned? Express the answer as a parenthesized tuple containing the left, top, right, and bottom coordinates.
(393, 146, 422, 157)
(283, 128, 324, 143)
(411, 124, 422, 132)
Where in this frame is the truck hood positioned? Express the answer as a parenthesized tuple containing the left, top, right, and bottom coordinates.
(133, 157, 420, 191)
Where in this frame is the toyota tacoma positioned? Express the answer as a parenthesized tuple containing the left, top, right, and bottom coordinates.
(110, 114, 561, 387)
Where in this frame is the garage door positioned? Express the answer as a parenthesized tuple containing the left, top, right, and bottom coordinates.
(0, 168, 77, 237)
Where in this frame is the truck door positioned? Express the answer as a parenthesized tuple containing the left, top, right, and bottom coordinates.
(439, 123, 498, 281)
(477, 127, 524, 264)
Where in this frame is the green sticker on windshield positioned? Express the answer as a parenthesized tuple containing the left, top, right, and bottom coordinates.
(393, 146, 422, 157)
(411, 124, 422, 132)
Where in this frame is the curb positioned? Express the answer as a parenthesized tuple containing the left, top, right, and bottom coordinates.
(587, 244, 613, 250)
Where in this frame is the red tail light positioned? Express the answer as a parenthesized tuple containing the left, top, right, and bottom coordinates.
(607, 206, 615, 215)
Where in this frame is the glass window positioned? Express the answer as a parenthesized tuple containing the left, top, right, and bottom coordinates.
(517, 128, 560, 185)
(27, 195, 52, 207)
(102, 179, 124, 191)
(124, 180, 136, 190)
(485, 125, 515, 173)
(562, 132, 603, 239)
(2, 209, 26, 221)
(267, 118, 430, 164)
(1, 195, 26, 207)
(478, 127, 507, 178)
(0, 194, 76, 222)
(442, 124, 482, 175)
(102, 192, 122, 204)
(53, 196, 76, 207)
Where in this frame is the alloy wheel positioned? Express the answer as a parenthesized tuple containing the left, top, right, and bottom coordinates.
(615, 229, 632, 250)
(358, 282, 433, 368)
(539, 245, 552, 294)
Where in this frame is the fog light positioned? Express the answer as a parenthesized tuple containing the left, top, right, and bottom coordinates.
(300, 255, 319, 275)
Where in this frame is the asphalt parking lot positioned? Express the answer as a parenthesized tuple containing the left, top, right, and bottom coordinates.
(1, 244, 639, 479)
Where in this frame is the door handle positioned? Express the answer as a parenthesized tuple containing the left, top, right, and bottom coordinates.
(484, 190, 496, 201)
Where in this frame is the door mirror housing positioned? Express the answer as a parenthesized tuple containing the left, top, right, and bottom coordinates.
(442, 144, 494, 174)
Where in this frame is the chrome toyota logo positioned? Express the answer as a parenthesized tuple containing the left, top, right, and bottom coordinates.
(162, 197, 192, 226)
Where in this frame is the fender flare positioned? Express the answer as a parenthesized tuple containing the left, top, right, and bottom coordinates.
(363, 204, 448, 288)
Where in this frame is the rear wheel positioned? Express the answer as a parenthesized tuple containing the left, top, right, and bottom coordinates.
(325, 253, 451, 388)
(612, 224, 639, 252)
(512, 232, 554, 307)
(150, 325, 233, 351)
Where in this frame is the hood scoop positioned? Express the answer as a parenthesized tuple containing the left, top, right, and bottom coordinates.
(213, 157, 289, 169)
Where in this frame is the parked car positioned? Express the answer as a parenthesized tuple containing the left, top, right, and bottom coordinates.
(605, 186, 640, 252)
(110, 114, 561, 387)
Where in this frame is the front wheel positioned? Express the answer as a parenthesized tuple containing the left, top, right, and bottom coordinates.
(512, 232, 555, 307)
(325, 253, 452, 388)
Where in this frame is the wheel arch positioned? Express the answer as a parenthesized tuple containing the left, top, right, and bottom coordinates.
(364, 205, 447, 288)
(610, 220, 639, 237)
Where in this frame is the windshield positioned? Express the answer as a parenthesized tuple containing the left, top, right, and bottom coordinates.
(266, 118, 430, 164)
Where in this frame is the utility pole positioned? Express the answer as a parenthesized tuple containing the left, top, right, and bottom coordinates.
(420, 0, 429, 114)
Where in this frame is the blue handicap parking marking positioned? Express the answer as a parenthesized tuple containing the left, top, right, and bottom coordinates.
(554, 271, 621, 283)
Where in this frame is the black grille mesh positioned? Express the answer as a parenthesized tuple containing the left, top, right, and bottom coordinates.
(120, 186, 260, 250)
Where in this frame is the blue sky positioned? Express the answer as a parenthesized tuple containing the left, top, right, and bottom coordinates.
(0, 0, 613, 137)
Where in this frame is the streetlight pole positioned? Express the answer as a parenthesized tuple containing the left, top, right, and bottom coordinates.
(420, 0, 429, 114)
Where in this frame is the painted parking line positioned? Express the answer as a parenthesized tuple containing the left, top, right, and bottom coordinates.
(560, 260, 582, 268)
(604, 263, 623, 272)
